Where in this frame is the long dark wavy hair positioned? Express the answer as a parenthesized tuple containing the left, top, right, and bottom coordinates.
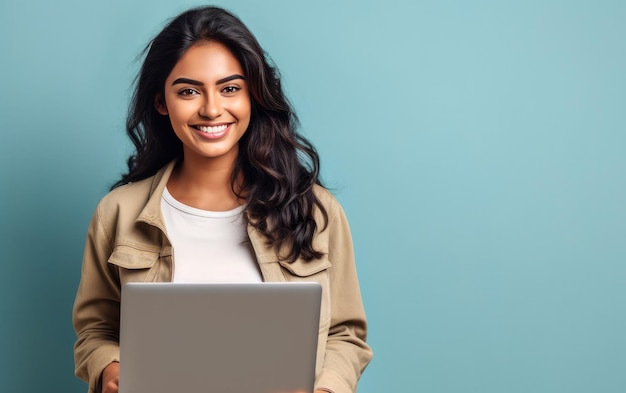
(113, 6, 327, 262)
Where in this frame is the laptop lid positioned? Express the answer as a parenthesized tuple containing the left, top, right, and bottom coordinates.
(119, 282, 322, 393)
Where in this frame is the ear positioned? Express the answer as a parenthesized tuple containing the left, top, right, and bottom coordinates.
(155, 94, 168, 115)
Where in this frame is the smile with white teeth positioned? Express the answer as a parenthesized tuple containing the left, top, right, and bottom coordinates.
(194, 124, 229, 134)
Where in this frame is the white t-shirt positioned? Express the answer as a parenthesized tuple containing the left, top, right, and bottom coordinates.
(161, 187, 263, 283)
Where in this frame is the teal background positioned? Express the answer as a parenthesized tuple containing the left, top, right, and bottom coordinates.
(1, 0, 625, 392)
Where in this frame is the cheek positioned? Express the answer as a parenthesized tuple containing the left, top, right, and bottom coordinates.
(233, 98, 252, 122)
(166, 101, 194, 124)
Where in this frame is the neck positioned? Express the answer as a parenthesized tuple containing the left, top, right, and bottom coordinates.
(167, 153, 243, 211)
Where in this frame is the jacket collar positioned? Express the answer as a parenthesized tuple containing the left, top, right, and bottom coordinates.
(135, 160, 178, 231)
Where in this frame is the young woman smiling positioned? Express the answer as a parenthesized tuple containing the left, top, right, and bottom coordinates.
(73, 6, 372, 393)
(156, 40, 252, 212)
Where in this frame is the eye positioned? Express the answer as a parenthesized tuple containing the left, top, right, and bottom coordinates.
(221, 85, 241, 94)
(178, 88, 199, 96)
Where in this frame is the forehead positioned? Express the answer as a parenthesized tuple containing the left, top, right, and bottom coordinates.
(167, 41, 244, 81)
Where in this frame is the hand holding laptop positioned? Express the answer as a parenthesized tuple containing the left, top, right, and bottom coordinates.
(101, 362, 119, 393)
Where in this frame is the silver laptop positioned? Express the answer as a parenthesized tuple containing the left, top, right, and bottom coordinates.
(119, 282, 322, 393)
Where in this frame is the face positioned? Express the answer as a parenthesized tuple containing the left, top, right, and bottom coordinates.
(157, 41, 251, 166)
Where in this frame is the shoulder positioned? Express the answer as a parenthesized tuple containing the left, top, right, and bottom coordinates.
(312, 184, 341, 214)
(97, 176, 155, 214)
(96, 162, 173, 214)
(310, 185, 355, 261)
(93, 163, 171, 230)
(311, 184, 350, 230)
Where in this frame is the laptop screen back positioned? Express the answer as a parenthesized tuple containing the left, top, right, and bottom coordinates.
(119, 282, 322, 393)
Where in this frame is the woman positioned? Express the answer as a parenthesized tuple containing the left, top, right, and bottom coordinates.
(73, 6, 372, 393)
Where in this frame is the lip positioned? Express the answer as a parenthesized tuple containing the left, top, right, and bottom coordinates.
(191, 123, 232, 140)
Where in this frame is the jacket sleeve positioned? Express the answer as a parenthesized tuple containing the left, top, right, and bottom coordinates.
(73, 204, 121, 393)
(314, 198, 373, 393)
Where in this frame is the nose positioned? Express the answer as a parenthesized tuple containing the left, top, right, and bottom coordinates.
(199, 92, 223, 119)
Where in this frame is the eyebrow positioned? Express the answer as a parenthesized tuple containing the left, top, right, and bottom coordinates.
(171, 74, 246, 86)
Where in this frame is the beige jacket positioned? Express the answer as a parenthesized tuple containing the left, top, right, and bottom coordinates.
(73, 161, 372, 393)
